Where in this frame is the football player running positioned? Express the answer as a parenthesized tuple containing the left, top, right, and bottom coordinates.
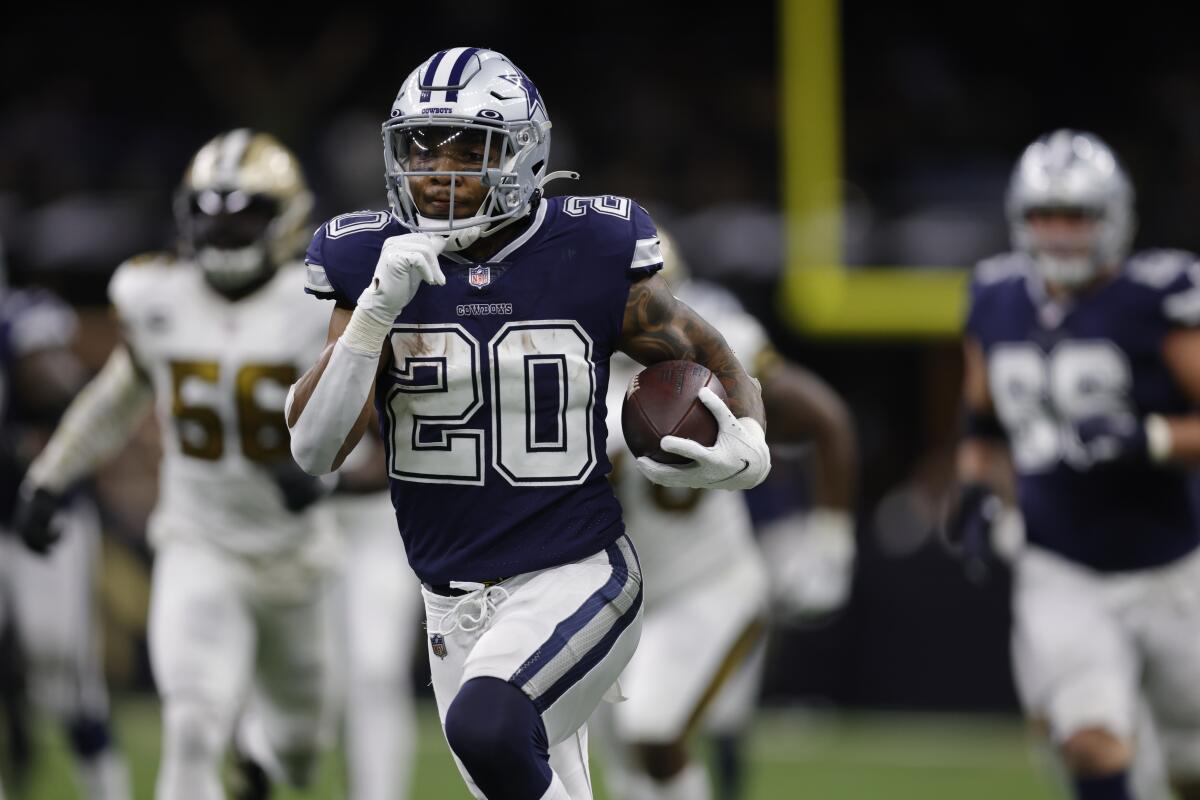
(15, 131, 339, 800)
(288, 48, 771, 800)
(947, 129, 1200, 800)
(0, 240, 131, 800)
(594, 231, 857, 800)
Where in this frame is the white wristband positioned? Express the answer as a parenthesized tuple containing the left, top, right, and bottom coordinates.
(340, 303, 395, 356)
(1145, 414, 1173, 463)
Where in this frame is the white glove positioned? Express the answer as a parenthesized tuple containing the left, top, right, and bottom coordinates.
(635, 387, 771, 491)
(357, 233, 446, 324)
(758, 508, 856, 622)
(341, 233, 447, 356)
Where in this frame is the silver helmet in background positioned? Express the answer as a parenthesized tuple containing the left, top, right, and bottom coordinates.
(1006, 129, 1136, 287)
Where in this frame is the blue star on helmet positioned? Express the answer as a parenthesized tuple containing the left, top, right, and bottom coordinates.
(498, 72, 543, 120)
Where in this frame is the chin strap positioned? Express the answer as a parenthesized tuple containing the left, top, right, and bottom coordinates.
(419, 171, 582, 252)
(469, 173, 581, 246)
(441, 225, 484, 252)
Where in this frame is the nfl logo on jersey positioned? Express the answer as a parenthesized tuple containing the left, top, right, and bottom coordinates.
(468, 265, 491, 288)
(430, 633, 448, 659)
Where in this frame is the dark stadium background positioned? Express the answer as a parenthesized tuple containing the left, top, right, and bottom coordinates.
(3, 2, 1199, 716)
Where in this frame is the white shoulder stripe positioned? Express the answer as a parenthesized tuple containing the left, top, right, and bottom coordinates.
(217, 128, 251, 185)
(304, 262, 333, 293)
(630, 237, 662, 270)
(432, 47, 469, 87)
(1165, 288, 1200, 325)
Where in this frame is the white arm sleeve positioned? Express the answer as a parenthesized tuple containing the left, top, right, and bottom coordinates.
(25, 346, 154, 493)
(286, 332, 381, 476)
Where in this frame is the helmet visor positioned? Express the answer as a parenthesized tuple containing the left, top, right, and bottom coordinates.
(391, 125, 504, 174)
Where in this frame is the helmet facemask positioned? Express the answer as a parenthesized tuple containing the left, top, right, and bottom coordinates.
(383, 118, 548, 252)
(1015, 206, 1107, 288)
(177, 188, 288, 294)
(177, 130, 313, 296)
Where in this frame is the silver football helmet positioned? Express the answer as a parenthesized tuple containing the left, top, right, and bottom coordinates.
(1006, 129, 1136, 287)
(383, 47, 571, 251)
(175, 129, 314, 294)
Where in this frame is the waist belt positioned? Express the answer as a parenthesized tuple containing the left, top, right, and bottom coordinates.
(423, 579, 505, 597)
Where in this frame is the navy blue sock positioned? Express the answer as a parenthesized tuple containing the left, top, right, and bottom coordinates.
(711, 733, 746, 800)
(66, 714, 113, 760)
(444, 676, 551, 800)
(1073, 771, 1131, 800)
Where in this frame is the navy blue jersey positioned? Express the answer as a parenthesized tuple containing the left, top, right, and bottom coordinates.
(966, 249, 1200, 572)
(305, 196, 662, 583)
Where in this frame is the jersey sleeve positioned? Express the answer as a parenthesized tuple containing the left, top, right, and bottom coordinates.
(303, 224, 339, 301)
(304, 211, 394, 306)
(106, 256, 162, 368)
(1152, 252, 1200, 329)
(628, 202, 663, 281)
(964, 253, 1024, 340)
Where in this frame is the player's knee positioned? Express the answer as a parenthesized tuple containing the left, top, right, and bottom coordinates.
(65, 714, 113, 760)
(444, 677, 549, 781)
(1061, 727, 1133, 776)
(634, 741, 689, 782)
(162, 701, 224, 764)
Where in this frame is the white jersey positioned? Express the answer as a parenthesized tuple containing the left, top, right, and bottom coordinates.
(110, 254, 332, 557)
(606, 280, 770, 603)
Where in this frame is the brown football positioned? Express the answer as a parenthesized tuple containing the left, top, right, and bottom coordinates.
(621, 360, 728, 465)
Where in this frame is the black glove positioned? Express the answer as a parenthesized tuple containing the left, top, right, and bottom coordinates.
(941, 482, 1003, 584)
(12, 485, 64, 555)
(268, 458, 331, 513)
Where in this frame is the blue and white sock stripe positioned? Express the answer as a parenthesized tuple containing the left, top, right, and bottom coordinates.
(509, 535, 643, 713)
(418, 47, 482, 104)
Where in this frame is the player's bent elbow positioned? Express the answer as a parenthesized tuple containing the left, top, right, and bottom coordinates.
(288, 427, 337, 477)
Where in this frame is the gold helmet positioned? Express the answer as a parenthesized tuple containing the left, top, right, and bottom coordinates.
(175, 129, 314, 294)
(656, 226, 690, 290)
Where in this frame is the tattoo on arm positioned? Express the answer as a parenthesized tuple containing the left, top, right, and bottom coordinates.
(618, 275, 765, 425)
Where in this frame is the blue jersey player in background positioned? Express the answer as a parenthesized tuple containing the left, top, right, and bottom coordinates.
(0, 242, 131, 800)
(285, 48, 771, 800)
(946, 129, 1200, 800)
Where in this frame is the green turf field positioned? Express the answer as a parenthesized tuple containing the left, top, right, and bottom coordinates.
(4, 697, 1062, 799)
